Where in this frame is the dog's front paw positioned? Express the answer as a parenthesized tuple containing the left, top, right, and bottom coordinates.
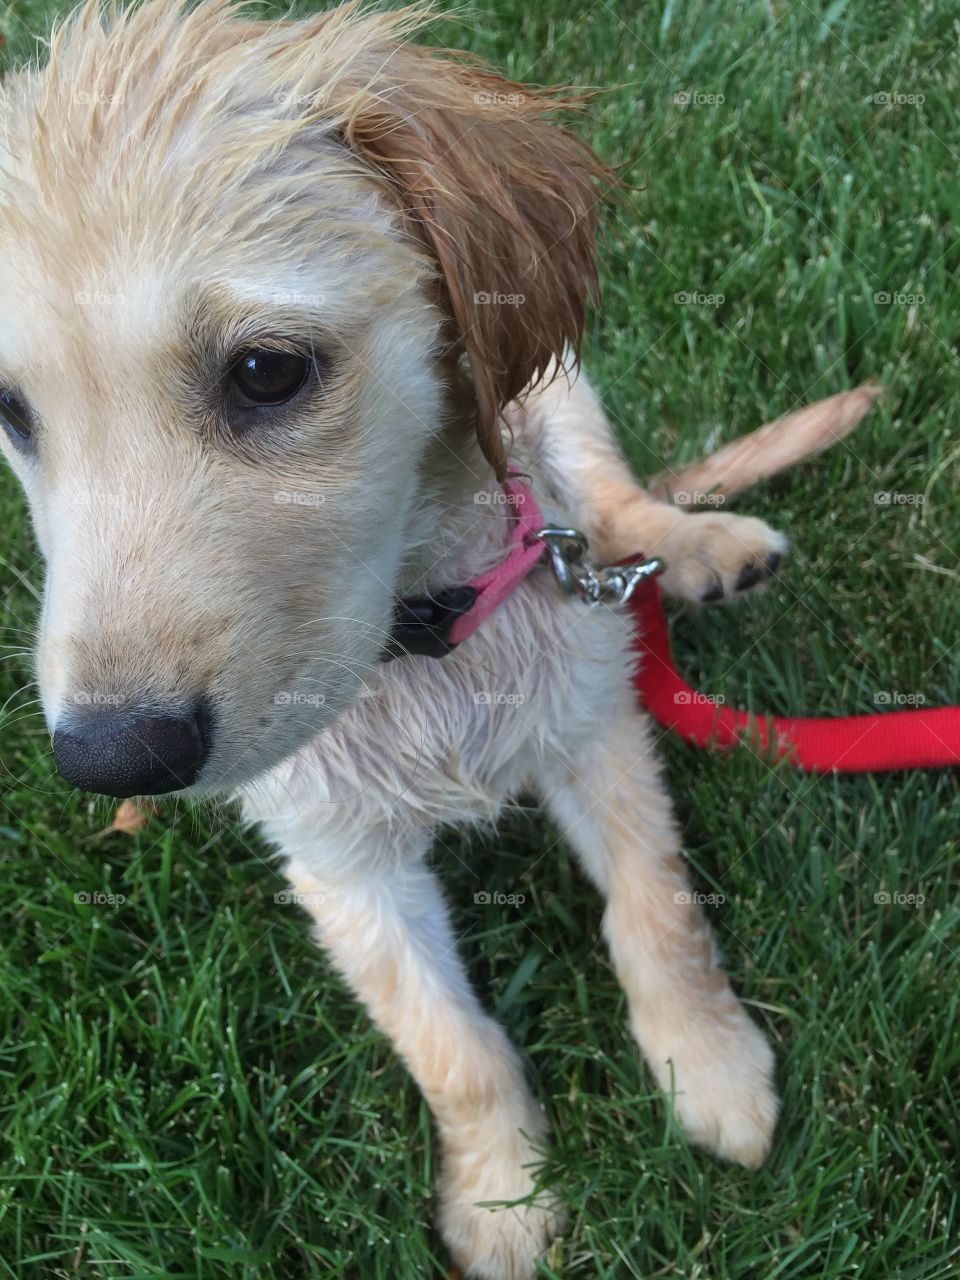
(438, 1130, 561, 1279)
(440, 1195, 561, 1280)
(656, 1016, 779, 1169)
(656, 513, 788, 605)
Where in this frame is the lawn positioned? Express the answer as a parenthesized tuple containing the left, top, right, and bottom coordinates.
(0, 0, 958, 1276)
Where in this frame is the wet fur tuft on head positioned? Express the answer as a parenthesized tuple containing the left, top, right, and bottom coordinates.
(2, 0, 610, 479)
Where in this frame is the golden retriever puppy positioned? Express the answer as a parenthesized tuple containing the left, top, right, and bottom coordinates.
(0, 2, 873, 1274)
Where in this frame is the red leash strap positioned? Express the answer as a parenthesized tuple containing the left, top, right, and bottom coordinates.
(630, 577, 960, 773)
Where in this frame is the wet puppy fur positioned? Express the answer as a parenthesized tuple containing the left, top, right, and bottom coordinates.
(0, 4, 875, 1275)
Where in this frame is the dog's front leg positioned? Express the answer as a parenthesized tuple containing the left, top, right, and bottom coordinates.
(533, 703, 779, 1168)
(283, 852, 560, 1280)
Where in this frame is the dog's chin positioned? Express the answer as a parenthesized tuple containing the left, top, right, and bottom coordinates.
(186, 700, 348, 800)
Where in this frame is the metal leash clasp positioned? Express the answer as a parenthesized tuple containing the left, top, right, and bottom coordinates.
(530, 527, 664, 605)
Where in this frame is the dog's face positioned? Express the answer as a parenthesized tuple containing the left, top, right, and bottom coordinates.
(0, 179, 439, 797)
(0, 0, 604, 797)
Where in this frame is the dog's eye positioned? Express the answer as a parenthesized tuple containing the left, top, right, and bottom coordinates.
(0, 388, 34, 447)
(228, 349, 311, 407)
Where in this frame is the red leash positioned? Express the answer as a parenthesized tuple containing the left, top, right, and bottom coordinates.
(630, 576, 960, 773)
(417, 470, 960, 775)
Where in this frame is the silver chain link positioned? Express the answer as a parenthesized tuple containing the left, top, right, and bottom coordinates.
(530, 527, 664, 605)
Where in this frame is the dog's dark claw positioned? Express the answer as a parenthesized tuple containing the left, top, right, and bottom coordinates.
(735, 561, 764, 592)
(701, 582, 725, 603)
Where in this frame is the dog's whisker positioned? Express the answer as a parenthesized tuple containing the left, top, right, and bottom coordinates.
(0, 681, 42, 719)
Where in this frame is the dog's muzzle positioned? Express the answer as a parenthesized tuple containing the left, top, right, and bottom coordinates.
(52, 701, 211, 797)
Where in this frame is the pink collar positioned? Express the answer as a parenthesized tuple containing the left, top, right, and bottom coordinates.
(449, 474, 547, 645)
(383, 473, 548, 660)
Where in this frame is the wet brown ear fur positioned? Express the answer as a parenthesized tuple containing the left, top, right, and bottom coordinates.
(339, 42, 612, 478)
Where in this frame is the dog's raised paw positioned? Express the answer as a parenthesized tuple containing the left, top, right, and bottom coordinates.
(655, 512, 788, 606)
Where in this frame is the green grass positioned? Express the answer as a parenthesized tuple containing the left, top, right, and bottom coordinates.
(1, 0, 959, 1276)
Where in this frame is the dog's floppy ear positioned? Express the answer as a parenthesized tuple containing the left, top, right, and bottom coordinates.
(337, 41, 612, 478)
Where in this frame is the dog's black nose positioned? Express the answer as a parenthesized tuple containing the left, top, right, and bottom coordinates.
(52, 703, 209, 797)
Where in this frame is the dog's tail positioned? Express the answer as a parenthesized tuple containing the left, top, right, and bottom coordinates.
(649, 384, 881, 503)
